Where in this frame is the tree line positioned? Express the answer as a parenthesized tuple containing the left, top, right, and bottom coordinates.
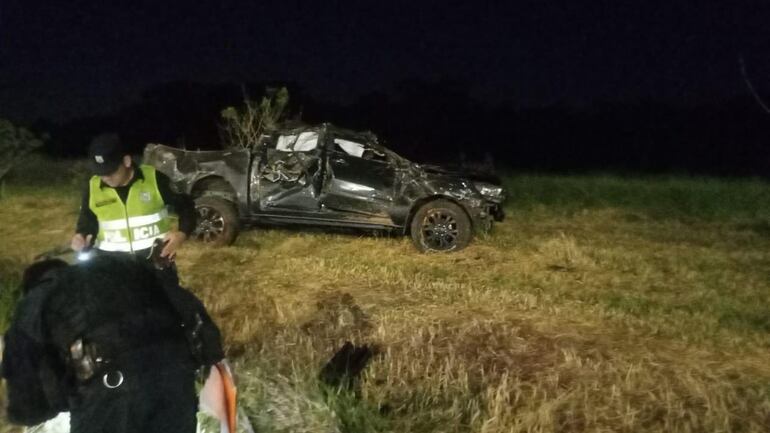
(16, 79, 770, 177)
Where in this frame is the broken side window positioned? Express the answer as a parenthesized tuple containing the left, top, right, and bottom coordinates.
(333, 138, 365, 158)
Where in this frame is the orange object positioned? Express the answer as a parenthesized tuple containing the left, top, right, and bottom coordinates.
(200, 360, 237, 433)
(216, 362, 238, 433)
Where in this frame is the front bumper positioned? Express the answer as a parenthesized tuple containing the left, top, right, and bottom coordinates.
(488, 203, 505, 222)
(463, 200, 500, 233)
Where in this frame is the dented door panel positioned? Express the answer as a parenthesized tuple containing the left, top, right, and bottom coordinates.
(321, 150, 396, 219)
(251, 131, 325, 213)
(253, 149, 323, 212)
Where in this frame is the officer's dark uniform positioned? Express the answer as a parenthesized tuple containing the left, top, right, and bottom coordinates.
(1, 256, 223, 433)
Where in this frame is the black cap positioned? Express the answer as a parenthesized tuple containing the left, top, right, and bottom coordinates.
(88, 133, 126, 175)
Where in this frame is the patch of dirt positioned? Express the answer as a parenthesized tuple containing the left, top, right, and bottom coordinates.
(301, 291, 373, 341)
(733, 220, 770, 237)
(214, 295, 280, 358)
(399, 319, 608, 391)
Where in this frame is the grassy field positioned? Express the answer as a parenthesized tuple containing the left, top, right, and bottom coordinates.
(1, 157, 769, 432)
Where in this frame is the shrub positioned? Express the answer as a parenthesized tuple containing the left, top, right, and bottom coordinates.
(0, 119, 46, 183)
(219, 88, 290, 149)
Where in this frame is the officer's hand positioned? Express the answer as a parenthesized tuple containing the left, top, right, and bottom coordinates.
(71, 233, 93, 252)
(161, 231, 187, 259)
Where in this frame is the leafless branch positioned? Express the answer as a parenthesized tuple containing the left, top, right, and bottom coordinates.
(739, 56, 770, 116)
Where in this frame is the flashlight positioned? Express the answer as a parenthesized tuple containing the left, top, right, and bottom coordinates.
(77, 248, 93, 262)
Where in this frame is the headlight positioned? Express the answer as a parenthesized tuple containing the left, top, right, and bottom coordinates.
(473, 182, 503, 198)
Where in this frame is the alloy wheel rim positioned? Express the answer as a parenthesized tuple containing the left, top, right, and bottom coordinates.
(194, 206, 225, 242)
(421, 210, 459, 250)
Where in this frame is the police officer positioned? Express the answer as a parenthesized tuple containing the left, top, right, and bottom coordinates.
(1, 255, 224, 433)
(71, 133, 195, 262)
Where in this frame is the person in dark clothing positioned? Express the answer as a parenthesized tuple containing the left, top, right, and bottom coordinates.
(1, 255, 224, 433)
(71, 133, 196, 261)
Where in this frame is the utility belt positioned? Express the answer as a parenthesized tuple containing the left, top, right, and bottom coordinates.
(68, 338, 123, 389)
(67, 316, 184, 388)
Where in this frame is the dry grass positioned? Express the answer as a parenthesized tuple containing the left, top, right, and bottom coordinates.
(1, 172, 769, 432)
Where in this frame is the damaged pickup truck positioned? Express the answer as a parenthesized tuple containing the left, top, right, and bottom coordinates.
(143, 123, 505, 252)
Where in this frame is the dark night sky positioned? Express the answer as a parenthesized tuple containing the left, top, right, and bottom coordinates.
(1, 0, 769, 122)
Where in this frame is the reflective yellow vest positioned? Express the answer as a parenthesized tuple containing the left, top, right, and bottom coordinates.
(89, 164, 171, 253)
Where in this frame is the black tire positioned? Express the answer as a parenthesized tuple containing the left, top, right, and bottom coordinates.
(410, 199, 472, 253)
(193, 196, 240, 246)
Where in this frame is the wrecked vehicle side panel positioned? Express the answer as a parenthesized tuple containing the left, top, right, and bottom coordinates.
(144, 123, 504, 239)
(386, 167, 491, 234)
(420, 164, 506, 222)
(319, 133, 398, 224)
(252, 146, 324, 212)
(314, 128, 497, 232)
(144, 144, 252, 214)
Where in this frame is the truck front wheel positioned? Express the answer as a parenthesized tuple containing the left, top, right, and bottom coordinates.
(410, 199, 472, 252)
(192, 196, 239, 246)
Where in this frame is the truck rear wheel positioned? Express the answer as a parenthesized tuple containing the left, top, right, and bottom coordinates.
(193, 196, 239, 246)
